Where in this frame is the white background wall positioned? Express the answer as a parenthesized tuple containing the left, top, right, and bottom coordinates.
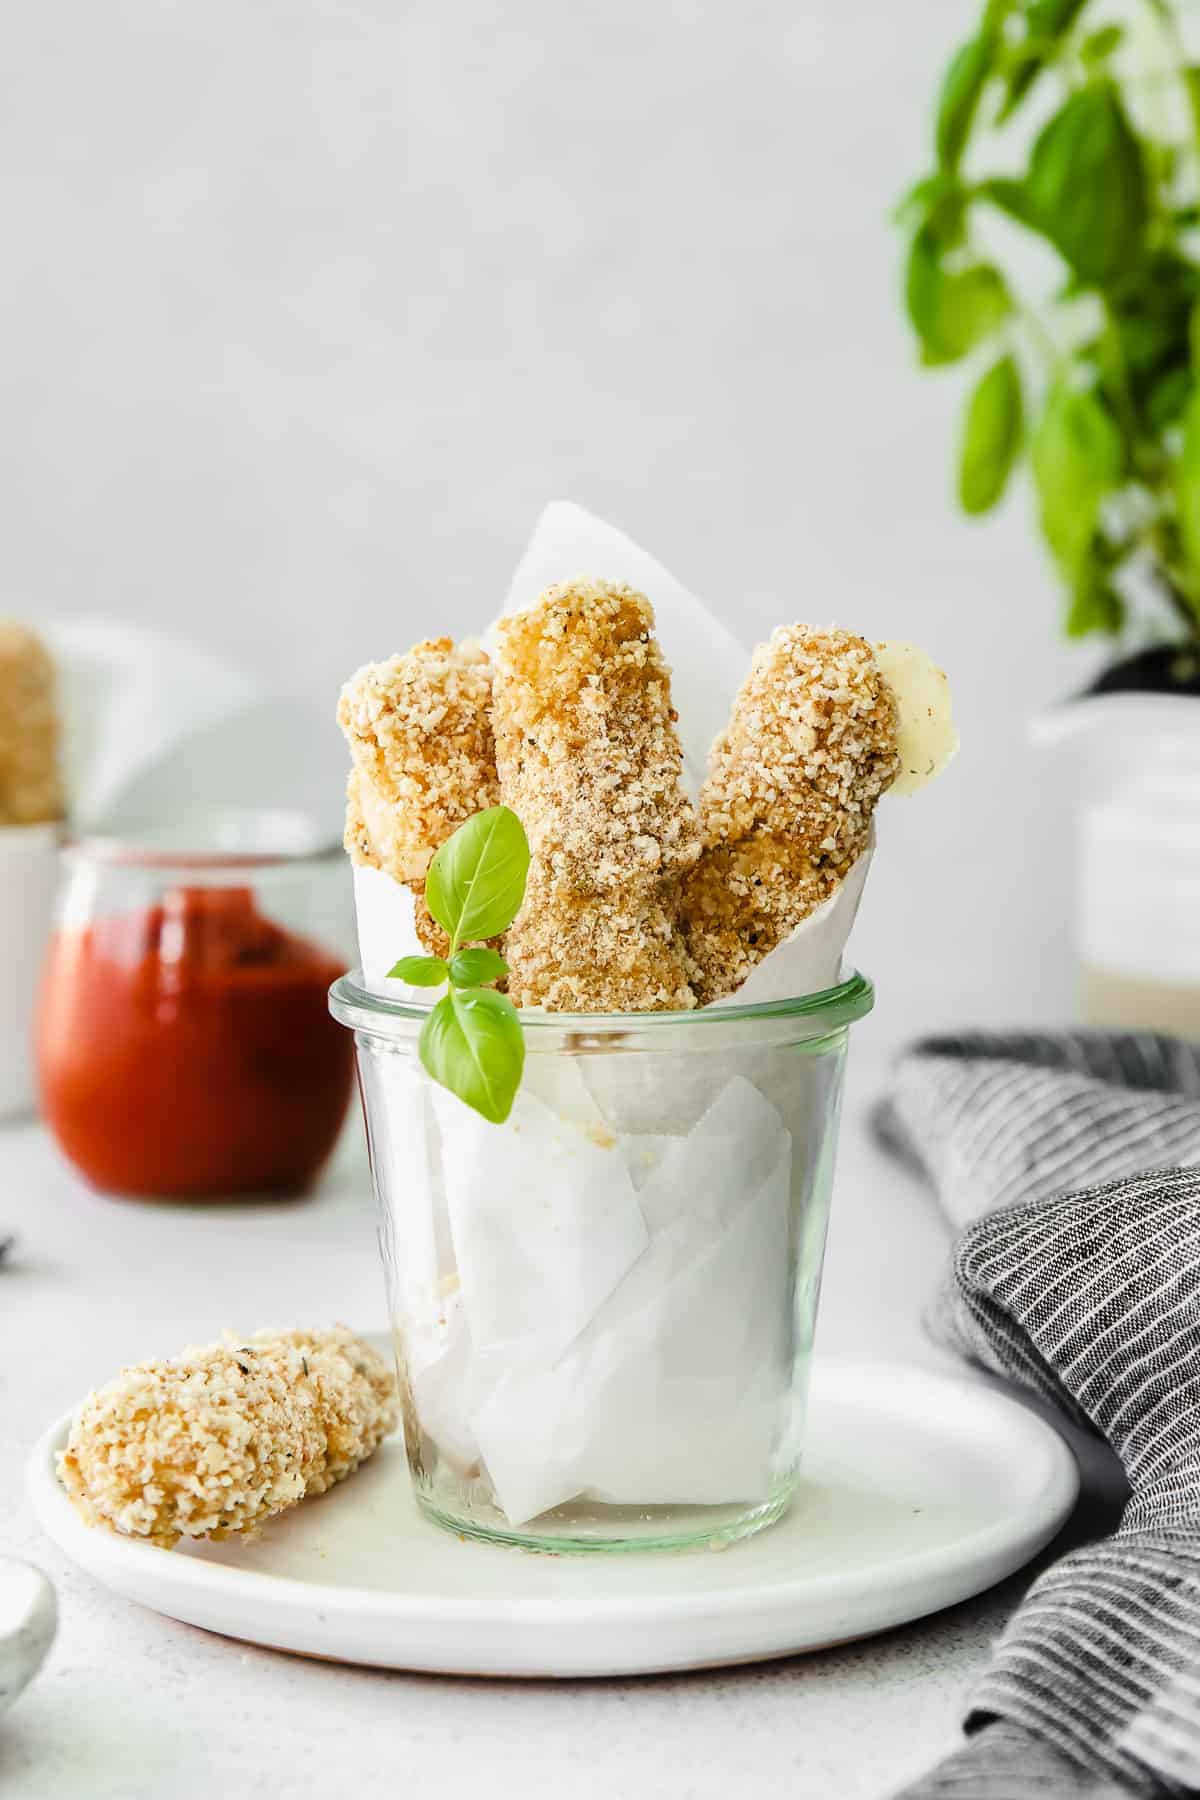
(3, 1, 1090, 1052)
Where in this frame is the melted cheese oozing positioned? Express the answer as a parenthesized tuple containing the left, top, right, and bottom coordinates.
(874, 640, 958, 796)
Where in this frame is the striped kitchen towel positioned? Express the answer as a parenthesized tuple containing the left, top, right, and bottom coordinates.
(877, 1030, 1200, 1799)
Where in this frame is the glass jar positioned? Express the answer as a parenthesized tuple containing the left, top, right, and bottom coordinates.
(37, 813, 356, 1199)
(330, 968, 874, 1553)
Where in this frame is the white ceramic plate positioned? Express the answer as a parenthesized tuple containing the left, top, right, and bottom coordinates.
(28, 1360, 1077, 1679)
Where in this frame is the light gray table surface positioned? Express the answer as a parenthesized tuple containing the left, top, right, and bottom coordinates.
(0, 1055, 1095, 1800)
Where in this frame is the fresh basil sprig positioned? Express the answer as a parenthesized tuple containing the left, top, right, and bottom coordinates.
(898, 0, 1200, 646)
(388, 805, 530, 1124)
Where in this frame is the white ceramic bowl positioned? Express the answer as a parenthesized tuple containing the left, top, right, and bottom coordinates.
(0, 1560, 56, 1713)
(0, 823, 60, 1117)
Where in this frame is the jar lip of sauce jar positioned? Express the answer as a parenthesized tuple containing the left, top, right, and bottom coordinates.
(37, 813, 356, 1201)
(61, 804, 343, 869)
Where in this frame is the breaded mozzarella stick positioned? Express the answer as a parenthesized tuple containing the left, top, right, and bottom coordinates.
(492, 581, 699, 1011)
(58, 1327, 397, 1548)
(338, 638, 499, 956)
(492, 581, 699, 891)
(505, 874, 695, 1013)
(0, 622, 64, 826)
(680, 626, 900, 1005)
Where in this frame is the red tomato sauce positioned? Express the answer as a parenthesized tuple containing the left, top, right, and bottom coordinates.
(36, 886, 355, 1198)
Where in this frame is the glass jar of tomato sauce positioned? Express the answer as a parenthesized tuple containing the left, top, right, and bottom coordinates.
(36, 818, 356, 1199)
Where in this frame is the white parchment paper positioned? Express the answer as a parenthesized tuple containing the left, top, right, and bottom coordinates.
(399, 1075, 794, 1523)
(44, 618, 258, 830)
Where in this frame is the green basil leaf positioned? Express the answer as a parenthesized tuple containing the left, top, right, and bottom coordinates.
(1025, 83, 1147, 286)
(1080, 25, 1123, 69)
(904, 227, 942, 351)
(425, 804, 530, 950)
(973, 176, 1040, 232)
(936, 34, 997, 171)
(997, 45, 1043, 123)
(1096, 254, 1199, 428)
(959, 354, 1023, 515)
(895, 172, 968, 250)
(419, 988, 525, 1125)
(1066, 561, 1124, 638)
(1146, 367, 1192, 430)
(996, 0, 1088, 123)
(448, 947, 509, 988)
(1185, 67, 1200, 147)
(905, 228, 1010, 366)
(388, 954, 448, 986)
(1175, 385, 1200, 580)
(1111, 311, 1180, 378)
(1031, 382, 1124, 578)
(1143, 137, 1178, 194)
(895, 172, 947, 225)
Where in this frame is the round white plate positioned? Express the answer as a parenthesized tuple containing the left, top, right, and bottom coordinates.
(28, 1360, 1077, 1679)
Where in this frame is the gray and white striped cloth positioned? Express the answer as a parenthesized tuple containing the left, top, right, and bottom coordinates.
(877, 1029, 1200, 1799)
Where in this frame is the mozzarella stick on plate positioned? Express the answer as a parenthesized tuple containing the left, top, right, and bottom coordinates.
(58, 1326, 397, 1549)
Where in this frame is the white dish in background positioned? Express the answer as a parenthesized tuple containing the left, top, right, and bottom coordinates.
(0, 1559, 57, 1714)
(28, 1360, 1077, 1678)
(44, 617, 258, 832)
(0, 822, 60, 1118)
(96, 689, 346, 849)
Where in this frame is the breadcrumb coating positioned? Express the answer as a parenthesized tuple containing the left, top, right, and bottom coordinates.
(505, 874, 696, 1013)
(681, 627, 899, 1005)
(338, 638, 499, 881)
(493, 582, 699, 1011)
(492, 582, 699, 893)
(344, 772, 448, 956)
(337, 610, 907, 1012)
(57, 1326, 397, 1549)
(338, 638, 501, 959)
(0, 622, 64, 826)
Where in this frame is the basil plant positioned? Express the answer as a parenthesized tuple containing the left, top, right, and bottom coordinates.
(899, 0, 1200, 662)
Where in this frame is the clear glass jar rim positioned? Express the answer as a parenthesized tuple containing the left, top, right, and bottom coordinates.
(329, 966, 874, 1040)
(61, 840, 344, 873)
(60, 813, 344, 872)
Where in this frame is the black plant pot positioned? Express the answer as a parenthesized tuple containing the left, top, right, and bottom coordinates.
(1083, 644, 1200, 699)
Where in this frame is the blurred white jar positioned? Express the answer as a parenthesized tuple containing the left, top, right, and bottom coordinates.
(0, 823, 60, 1116)
(1035, 696, 1200, 1036)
